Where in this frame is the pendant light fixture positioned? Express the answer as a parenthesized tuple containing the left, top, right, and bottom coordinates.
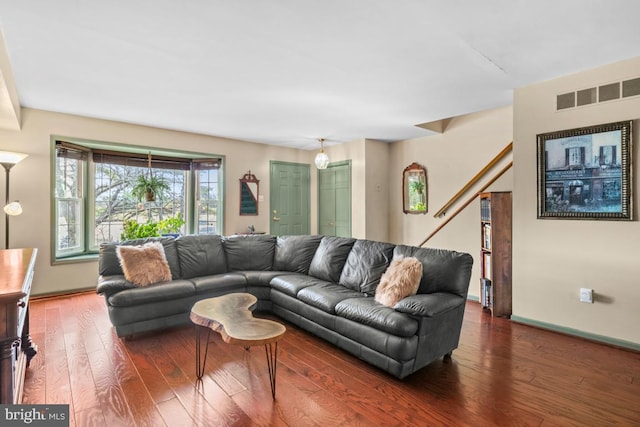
(314, 138, 329, 169)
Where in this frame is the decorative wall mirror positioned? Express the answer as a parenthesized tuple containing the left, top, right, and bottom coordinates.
(403, 162, 427, 214)
(240, 171, 259, 215)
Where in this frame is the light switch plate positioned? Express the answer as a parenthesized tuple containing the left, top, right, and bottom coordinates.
(580, 288, 593, 303)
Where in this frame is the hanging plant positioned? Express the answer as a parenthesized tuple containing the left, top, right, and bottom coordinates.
(131, 174, 170, 202)
(130, 153, 170, 202)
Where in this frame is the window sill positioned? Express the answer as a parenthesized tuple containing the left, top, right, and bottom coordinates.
(53, 253, 99, 265)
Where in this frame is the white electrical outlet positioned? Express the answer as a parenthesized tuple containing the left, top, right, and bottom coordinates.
(580, 288, 593, 303)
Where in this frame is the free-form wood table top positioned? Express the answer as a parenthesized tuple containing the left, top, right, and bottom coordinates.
(190, 293, 285, 347)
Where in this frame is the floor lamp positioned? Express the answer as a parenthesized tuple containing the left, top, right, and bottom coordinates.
(0, 151, 28, 249)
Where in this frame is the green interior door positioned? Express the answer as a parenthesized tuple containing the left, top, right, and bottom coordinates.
(270, 161, 310, 235)
(318, 161, 351, 237)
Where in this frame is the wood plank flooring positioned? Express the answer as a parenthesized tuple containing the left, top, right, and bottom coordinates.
(23, 292, 640, 426)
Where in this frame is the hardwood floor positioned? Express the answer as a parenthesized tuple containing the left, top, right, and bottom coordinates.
(23, 292, 640, 426)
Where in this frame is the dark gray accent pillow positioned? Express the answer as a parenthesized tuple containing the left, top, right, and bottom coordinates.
(99, 237, 180, 279)
(223, 234, 276, 271)
(175, 234, 227, 279)
(308, 236, 356, 283)
(339, 239, 395, 294)
(273, 235, 323, 273)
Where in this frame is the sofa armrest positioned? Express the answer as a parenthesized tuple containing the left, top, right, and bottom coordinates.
(96, 275, 135, 297)
(394, 292, 464, 317)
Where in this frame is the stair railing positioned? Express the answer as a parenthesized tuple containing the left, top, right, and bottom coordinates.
(433, 142, 512, 218)
(418, 160, 513, 247)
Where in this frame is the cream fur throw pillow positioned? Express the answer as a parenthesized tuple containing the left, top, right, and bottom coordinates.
(375, 256, 423, 308)
(116, 242, 172, 287)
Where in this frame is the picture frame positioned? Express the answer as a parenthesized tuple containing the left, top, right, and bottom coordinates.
(402, 162, 427, 214)
(537, 120, 633, 220)
(239, 171, 259, 216)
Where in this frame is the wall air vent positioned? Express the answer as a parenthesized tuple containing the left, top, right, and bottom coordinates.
(576, 87, 597, 106)
(622, 77, 640, 98)
(557, 76, 640, 111)
(599, 82, 620, 102)
(556, 92, 575, 110)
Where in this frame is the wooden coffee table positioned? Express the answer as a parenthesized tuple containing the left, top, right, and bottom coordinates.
(190, 293, 286, 398)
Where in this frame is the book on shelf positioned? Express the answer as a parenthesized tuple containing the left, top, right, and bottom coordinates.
(482, 252, 491, 279)
(481, 198, 491, 221)
(483, 224, 491, 250)
(481, 278, 492, 308)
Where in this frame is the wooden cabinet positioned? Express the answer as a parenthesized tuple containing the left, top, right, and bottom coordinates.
(0, 248, 38, 404)
(479, 192, 512, 317)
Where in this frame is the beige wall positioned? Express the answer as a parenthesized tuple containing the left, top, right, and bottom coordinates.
(513, 57, 640, 346)
(364, 139, 390, 242)
(389, 106, 514, 300)
(0, 108, 310, 295)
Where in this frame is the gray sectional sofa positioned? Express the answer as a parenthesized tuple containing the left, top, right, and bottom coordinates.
(96, 234, 473, 379)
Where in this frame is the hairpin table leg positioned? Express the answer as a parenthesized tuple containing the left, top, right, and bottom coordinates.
(264, 342, 278, 399)
(195, 325, 211, 379)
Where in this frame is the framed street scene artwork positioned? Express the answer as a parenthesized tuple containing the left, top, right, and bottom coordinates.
(537, 120, 632, 220)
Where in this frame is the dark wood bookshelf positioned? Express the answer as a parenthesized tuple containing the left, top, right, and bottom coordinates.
(479, 191, 512, 317)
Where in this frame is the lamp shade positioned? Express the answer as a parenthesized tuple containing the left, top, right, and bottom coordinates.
(3, 201, 22, 216)
(0, 151, 28, 165)
(314, 138, 330, 169)
(314, 151, 330, 169)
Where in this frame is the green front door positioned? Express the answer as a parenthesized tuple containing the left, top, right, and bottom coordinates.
(270, 161, 310, 235)
(318, 161, 351, 237)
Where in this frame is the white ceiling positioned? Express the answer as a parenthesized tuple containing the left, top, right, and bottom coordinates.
(1, 1, 639, 150)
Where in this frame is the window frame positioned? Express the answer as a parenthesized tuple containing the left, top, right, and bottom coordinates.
(54, 153, 87, 257)
(51, 136, 225, 264)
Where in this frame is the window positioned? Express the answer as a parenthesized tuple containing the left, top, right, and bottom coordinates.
(599, 145, 617, 166)
(565, 146, 585, 168)
(194, 160, 220, 235)
(53, 140, 223, 260)
(55, 146, 86, 256)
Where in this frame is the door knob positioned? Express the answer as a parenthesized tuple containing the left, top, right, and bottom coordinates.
(272, 210, 281, 221)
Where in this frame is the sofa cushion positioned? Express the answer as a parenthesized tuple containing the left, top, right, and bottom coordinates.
(297, 283, 364, 314)
(335, 297, 419, 337)
(100, 237, 181, 279)
(393, 245, 474, 297)
(273, 235, 323, 273)
(190, 273, 247, 294)
(176, 235, 227, 279)
(108, 279, 196, 307)
(374, 256, 422, 307)
(308, 236, 356, 283)
(242, 271, 287, 287)
(116, 242, 173, 287)
(339, 240, 395, 295)
(269, 274, 327, 297)
(223, 234, 276, 271)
